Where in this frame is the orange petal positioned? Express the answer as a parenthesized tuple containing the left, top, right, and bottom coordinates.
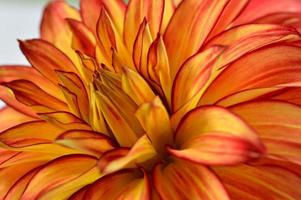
(0, 120, 66, 146)
(56, 71, 89, 122)
(56, 130, 115, 157)
(206, 0, 249, 41)
(170, 106, 264, 165)
(0, 65, 63, 100)
(200, 45, 301, 105)
(147, 35, 172, 106)
(40, 0, 80, 51)
(4, 80, 68, 113)
(20, 155, 97, 199)
(124, 0, 164, 51)
(80, 0, 125, 35)
(81, 169, 150, 200)
(214, 164, 301, 200)
(164, 0, 229, 78)
(19, 39, 77, 84)
(235, 0, 301, 25)
(67, 19, 96, 57)
(231, 101, 301, 165)
(103, 135, 157, 174)
(204, 24, 300, 72)
(0, 85, 37, 118)
(153, 160, 230, 200)
(0, 107, 35, 132)
(95, 92, 138, 147)
(98, 81, 144, 137)
(121, 67, 155, 105)
(172, 46, 225, 111)
(133, 19, 153, 79)
(136, 97, 172, 155)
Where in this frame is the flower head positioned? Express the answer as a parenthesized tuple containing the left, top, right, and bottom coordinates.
(1, 0, 301, 199)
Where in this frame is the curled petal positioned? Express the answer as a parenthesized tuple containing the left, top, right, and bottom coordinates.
(102, 135, 157, 174)
(171, 106, 264, 165)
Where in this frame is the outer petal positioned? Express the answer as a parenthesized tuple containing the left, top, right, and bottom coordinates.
(163, 0, 229, 78)
(200, 45, 301, 105)
(4, 80, 68, 113)
(153, 160, 230, 200)
(56, 130, 115, 157)
(19, 39, 77, 84)
(81, 169, 150, 200)
(20, 155, 98, 199)
(0, 107, 35, 132)
(170, 106, 264, 165)
(214, 164, 301, 200)
(231, 101, 301, 165)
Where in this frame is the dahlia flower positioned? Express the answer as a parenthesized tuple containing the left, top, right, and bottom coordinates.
(1, 0, 301, 199)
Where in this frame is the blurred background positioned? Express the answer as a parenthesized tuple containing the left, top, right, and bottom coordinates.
(0, 0, 79, 65)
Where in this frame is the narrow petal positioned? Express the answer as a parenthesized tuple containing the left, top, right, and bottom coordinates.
(121, 68, 155, 105)
(231, 101, 301, 165)
(214, 164, 301, 200)
(164, 0, 229, 77)
(133, 20, 153, 79)
(4, 80, 68, 113)
(19, 39, 77, 84)
(170, 106, 264, 165)
(124, 0, 164, 51)
(136, 97, 172, 155)
(95, 92, 138, 147)
(153, 160, 230, 200)
(67, 19, 96, 57)
(82, 169, 151, 200)
(200, 45, 301, 105)
(172, 46, 225, 111)
(147, 35, 171, 106)
(56, 71, 90, 122)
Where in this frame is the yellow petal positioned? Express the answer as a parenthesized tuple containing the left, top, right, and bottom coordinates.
(136, 97, 172, 155)
(121, 67, 155, 105)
